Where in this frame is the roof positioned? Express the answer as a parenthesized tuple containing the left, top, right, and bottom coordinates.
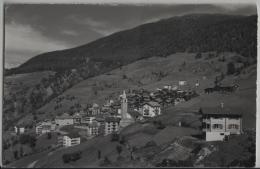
(72, 114, 82, 119)
(202, 107, 242, 117)
(143, 101, 160, 107)
(56, 113, 73, 119)
(105, 117, 121, 123)
(66, 132, 80, 138)
(89, 122, 99, 128)
(93, 103, 99, 108)
(128, 110, 142, 117)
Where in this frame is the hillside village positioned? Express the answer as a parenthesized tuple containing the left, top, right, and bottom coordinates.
(3, 69, 255, 167)
(13, 81, 199, 147)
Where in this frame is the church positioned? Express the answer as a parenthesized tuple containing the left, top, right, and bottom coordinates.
(119, 90, 135, 128)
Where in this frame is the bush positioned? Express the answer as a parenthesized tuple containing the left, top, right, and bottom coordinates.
(111, 133, 119, 142)
(19, 134, 37, 148)
(62, 151, 82, 163)
(195, 52, 202, 59)
(227, 62, 236, 75)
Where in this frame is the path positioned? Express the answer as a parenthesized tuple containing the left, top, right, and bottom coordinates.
(27, 160, 38, 168)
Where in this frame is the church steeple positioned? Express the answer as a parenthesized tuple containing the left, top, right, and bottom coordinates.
(121, 90, 128, 119)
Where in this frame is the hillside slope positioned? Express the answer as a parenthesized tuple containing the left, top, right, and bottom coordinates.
(6, 14, 257, 75)
(28, 52, 256, 129)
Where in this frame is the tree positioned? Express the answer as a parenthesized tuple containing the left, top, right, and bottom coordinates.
(111, 133, 119, 142)
(198, 107, 203, 114)
(104, 156, 111, 165)
(195, 52, 202, 59)
(62, 154, 71, 163)
(13, 150, 19, 160)
(116, 145, 122, 156)
(98, 150, 101, 159)
(119, 136, 126, 145)
(47, 132, 52, 139)
(20, 146, 24, 157)
(227, 62, 236, 75)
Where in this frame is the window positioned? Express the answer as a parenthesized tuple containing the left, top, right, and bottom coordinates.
(212, 124, 223, 129)
(144, 109, 149, 116)
(220, 133, 224, 135)
(228, 124, 239, 129)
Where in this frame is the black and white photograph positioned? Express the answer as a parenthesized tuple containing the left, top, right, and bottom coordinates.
(0, 0, 258, 168)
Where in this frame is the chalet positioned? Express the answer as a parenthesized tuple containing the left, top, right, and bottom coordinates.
(201, 106, 242, 141)
(72, 113, 82, 124)
(59, 133, 81, 147)
(104, 117, 120, 135)
(141, 101, 161, 117)
(36, 121, 56, 135)
(89, 103, 101, 115)
(55, 113, 74, 126)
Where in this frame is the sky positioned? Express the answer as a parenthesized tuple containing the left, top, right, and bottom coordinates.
(4, 3, 257, 68)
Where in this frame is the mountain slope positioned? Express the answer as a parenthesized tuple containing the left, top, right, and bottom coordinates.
(6, 14, 257, 75)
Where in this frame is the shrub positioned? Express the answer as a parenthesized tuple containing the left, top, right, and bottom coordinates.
(62, 151, 82, 163)
(47, 132, 52, 139)
(116, 145, 123, 155)
(111, 133, 119, 142)
(195, 52, 202, 59)
(227, 62, 236, 75)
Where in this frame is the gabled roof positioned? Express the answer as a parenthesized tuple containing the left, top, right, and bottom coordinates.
(66, 132, 80, 138)
(143, 101, 160, 107)
(202, 106, 242, 117)
(56, 113, 73, 119)
(105, 117, 121, 123)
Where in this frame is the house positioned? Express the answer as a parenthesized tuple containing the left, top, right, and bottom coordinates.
(201, 106, 242, 141)
(104, 117, 121, 135)
(179, 81, 187, 86)
(72, 113, 82, 124)
(90, 103, 101, 115)
(141, 101, 161, 117)
(36, 121, 56, 135)
(55, 113, 74, 126)
(87, 122, 100, 136)
(14, 126, 25, 135)
(164, 85, 172, 90)
(59, 133, 81, 147)
(81, 115, 96, 124)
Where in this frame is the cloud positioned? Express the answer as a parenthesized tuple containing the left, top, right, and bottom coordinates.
(68, 15, 119, 36)
(61, 29, 78, 36)
(5, 22, 70, 68)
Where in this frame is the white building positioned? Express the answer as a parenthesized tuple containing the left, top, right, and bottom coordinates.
(87, 122, 100, 136)
(36, 121, 56, 135)
(55, 113, 74, 126)
(59, 134, 81, 147)
(104, 117, 120, 135)
(141, 101, 161, 117)
(81, 116, 96, 124)
(201, 106, 242, 141)
(14, 126, 25, 134)
(179, 81, 187, 86)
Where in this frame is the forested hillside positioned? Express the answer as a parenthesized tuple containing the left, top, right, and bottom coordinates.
(6, 14, 257, 75)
